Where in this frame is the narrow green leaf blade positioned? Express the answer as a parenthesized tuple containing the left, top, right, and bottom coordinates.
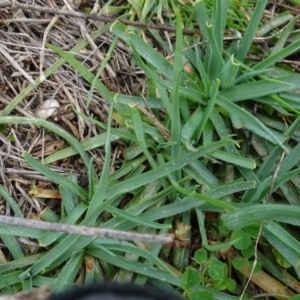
(222, 204, 300, 230)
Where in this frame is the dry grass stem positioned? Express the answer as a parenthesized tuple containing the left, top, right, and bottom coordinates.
(0, 215, 174, 244)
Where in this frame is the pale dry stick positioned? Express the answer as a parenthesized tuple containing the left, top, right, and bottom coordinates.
(109, 145, 120, 174)
(0, 155, 7, 190)
(0, 44, 35, 84)
(239, 151, 286, 300)
(0, 215, 173, 244)
(90, 0, 100, 15)
(157, 14, 173, 53)
(280, 59, 300, 67)
(41, 129, 46, 164)
(238, 224, 263, 300)
(0, 18, 53, 24)
(39, 0, 79, 82)
(5, 168, 61, 182)
(39, 3, 59, 82)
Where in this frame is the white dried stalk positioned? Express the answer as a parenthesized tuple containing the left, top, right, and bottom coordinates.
(0, 215, 173, 244)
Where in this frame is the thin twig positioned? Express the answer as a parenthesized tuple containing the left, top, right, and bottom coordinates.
(239, 151, 286, 300)
(0, 215, 173, 244)
(39, 2, 59, 82)
(239, 223, 263, 300)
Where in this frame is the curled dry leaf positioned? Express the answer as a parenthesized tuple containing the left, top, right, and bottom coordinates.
(36, 99, 60, 119)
